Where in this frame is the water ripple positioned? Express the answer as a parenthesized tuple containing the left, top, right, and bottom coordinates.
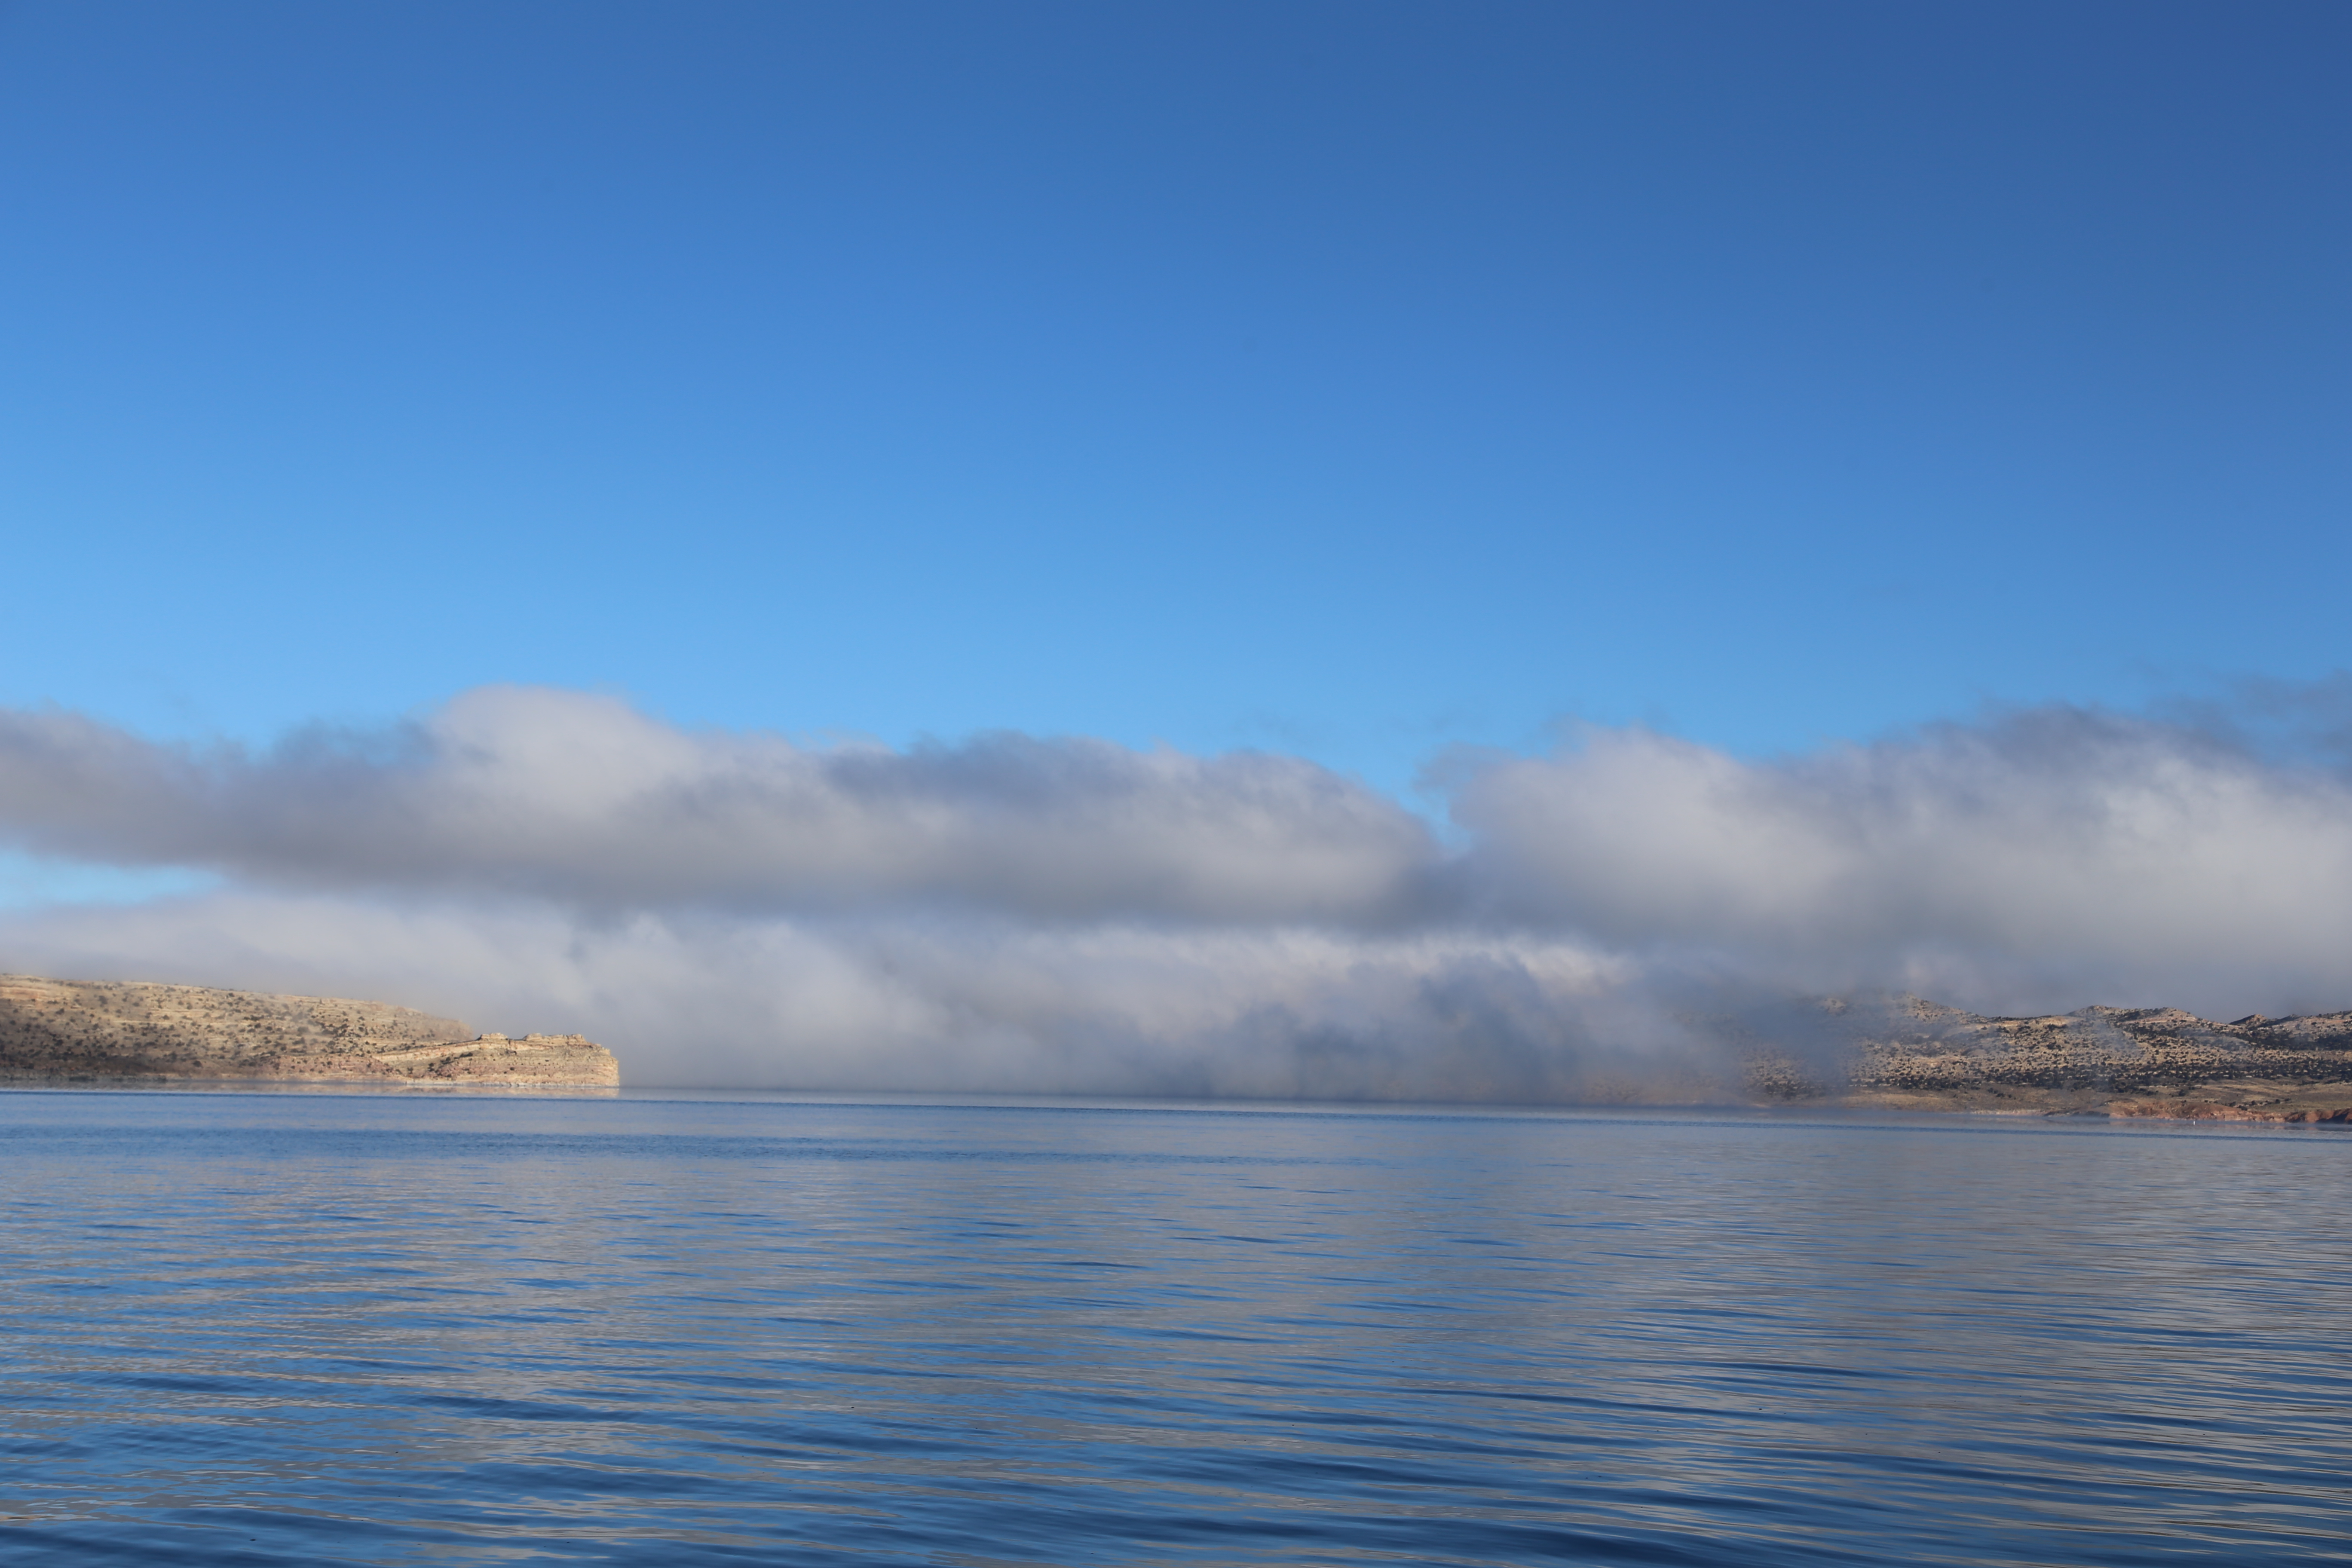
(0, 1093, 2346, 1563)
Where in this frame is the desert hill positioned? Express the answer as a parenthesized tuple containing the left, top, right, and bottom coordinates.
(1739, 995, 2352, 1121)
(0, 976, 619, 1087)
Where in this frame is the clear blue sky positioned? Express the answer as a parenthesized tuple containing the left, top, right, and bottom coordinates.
(4, 0, 2346, 793)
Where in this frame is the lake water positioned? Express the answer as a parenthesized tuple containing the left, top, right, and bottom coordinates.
(1, 1090, 2346, 1565)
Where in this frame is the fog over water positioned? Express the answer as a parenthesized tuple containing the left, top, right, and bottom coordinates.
(3, 684, 2351, 1091)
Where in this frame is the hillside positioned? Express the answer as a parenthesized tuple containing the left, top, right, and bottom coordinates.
(1739, 995, 2352, 1120)
(0, 976, 619, 1088)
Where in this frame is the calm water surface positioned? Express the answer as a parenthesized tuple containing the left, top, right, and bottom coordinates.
(1, 1091, 2346, 1565)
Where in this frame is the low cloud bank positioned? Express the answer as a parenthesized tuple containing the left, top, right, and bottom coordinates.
(1455, 709, 2352, 1015)
(0, 687, 1432, 923)
(0, 897, 1685, 1097)
(3, 686, 2349, 1091)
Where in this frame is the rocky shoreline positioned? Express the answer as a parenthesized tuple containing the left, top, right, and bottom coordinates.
(6, 973, 2343, 1118)
(0, 976, 619, 1088)
(1740, 995, 2352, 1122)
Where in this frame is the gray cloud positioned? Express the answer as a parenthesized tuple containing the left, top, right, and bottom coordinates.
(4, 686, 2352, 1093)
(1451, 706, 2352, 1015)
(0, 687, 1436, 924)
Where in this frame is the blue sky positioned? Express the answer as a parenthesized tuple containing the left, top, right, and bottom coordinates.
(5, 1, 2345, 795)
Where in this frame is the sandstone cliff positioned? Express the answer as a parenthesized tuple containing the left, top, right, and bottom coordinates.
(1737, 995, 2352, 1121)
(0, 976, 619, 1087)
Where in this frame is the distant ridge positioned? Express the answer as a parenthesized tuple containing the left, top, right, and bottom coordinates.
(0, 976, 619, 1088)
(1736, 995, 2352, 1121)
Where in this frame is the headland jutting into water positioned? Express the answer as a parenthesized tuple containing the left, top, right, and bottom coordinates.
(0, 976, 619, 1087)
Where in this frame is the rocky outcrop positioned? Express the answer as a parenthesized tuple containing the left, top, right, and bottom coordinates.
(0, 976, 619, 1087)
(1734, 994, 2352, 1121)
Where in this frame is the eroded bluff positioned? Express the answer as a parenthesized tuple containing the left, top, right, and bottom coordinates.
(0, 977, 619, 1087)
(1736, 995, 2352, 1121)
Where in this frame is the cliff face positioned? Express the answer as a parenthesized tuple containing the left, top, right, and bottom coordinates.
(1742, 995, 2352, 1120)
(0, 977, 619, 1087)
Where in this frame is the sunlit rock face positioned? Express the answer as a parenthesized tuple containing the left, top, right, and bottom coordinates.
(1730, 993, 2352, 1120)
(0, 976, 619, 1087)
